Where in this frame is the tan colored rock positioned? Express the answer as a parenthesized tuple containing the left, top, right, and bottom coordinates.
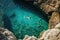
(0, 28, 17, 40)
(23, 35, 37, 40)
(49, 12, 60, 29)
(40, 0, 60, 14)
(54, 23, 60, 29)
(38, 29, 60, 40)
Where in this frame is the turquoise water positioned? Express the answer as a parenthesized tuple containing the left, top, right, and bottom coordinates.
(0, 0, 48, 39)
(8, 8, 48, 39)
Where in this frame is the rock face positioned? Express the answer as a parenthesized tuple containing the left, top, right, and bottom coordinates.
(23, 35, 37, 40)
(38, 23, 60, 40)
(49, 12, 60, 29)
(0, 28, 17, 40)
(39, 0, 60, 14)
(38, 29, 60, 40)
(55, 23, 60, 29)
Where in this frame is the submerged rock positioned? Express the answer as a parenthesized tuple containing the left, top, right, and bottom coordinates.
(0, 28, 17, 40)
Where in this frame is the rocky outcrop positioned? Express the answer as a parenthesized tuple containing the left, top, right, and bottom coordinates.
(49, 12, 60, 29)
(36, 0, 60, 14)
(55, 23, 60, 29)
(0, 28, 17, 40)
(38, 23, 60, 40)
(38, 29, 60, 40)
(23, 35, 37, 40)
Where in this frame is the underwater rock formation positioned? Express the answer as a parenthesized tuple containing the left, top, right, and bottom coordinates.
(0, 27, 17, 40)
(49, 12, 60, 29)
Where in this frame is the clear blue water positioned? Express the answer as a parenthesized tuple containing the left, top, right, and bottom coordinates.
(0, 0, 48, 39)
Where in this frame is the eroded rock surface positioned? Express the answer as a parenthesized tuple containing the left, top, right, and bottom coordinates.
(38, 29, 60, 40)
(49, 12, 60, 29)
(23, 35, 37, 40)
(0, 28, 17, 40)
(39, 0, 60, 14)
(38, 23, 60, 40)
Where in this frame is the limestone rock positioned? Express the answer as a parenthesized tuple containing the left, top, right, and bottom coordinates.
(38, 29, 60, 40)
(55, 23, 60, 29)
(0, 28, 17, 40)
(23, 35, 37, 40)
(49, 12, 60, 29)
(40, 0, 60, 14)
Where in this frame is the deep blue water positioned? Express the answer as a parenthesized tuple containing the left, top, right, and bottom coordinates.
(0, 0, 48, 39)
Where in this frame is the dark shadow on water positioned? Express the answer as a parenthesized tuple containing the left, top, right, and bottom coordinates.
(2, 14, 12, 32)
